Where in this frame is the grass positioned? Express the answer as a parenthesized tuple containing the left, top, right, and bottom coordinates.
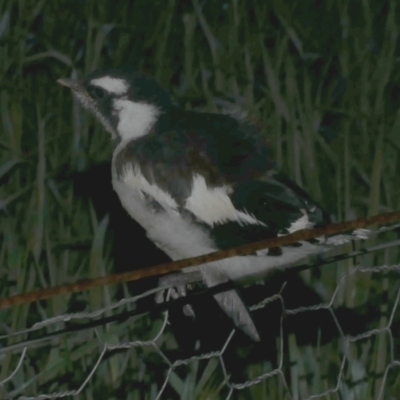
(0, 0, 400, 398)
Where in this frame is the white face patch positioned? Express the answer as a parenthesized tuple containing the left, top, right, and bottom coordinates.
(113, 99, 159, 140)
(122, 164, 178, 210)
(185, 174, 266, 227)
(90, 77, 128, 95)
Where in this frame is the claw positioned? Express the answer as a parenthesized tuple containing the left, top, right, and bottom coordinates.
(155, 272, 202, 318)
(183, 304, 196, 318)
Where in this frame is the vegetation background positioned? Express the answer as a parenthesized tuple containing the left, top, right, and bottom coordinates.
(0, 0, 399, 398)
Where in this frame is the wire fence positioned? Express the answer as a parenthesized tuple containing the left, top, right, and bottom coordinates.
(1, 216, 400, 399)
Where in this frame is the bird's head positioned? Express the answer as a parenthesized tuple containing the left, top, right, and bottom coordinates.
(58, 66, 171, 141)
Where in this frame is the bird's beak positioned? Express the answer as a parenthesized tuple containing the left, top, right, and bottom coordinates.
(57, 78, 87, 95)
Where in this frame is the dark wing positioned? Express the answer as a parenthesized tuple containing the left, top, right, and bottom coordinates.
(114, 120, 329, 250)
(210, 171, 330, 249)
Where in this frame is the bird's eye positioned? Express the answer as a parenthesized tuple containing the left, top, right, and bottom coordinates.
(89, 86, 107, 100)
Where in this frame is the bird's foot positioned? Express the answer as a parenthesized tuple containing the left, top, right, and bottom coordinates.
(155, 271, 202, 317)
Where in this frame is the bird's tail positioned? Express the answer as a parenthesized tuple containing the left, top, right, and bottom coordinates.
(200, 264, 260, 341)
(197, 228, 372, 342)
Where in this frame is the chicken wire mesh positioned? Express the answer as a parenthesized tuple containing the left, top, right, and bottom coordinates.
(1, 221, 399, 400)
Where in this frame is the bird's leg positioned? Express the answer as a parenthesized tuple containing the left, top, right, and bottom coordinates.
(155, 270, 203, 317)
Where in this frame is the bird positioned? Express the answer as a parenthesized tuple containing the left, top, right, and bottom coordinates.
(57, 65, 332, 342)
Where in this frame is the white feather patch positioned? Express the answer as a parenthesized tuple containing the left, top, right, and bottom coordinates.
(113, 99, 159, 140)
(91, 77, 128, 95)
(286, 212, 314, 233)
(122, 164, 178, 210)
(185, 174, 265, 227)
(236, 209, 266, 226)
